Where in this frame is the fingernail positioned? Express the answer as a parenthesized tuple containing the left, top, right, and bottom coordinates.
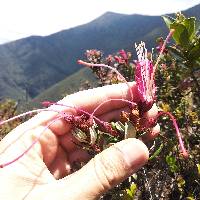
(118, 138, 149, 171)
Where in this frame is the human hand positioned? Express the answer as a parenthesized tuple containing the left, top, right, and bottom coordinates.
(0, 82, 159, 200)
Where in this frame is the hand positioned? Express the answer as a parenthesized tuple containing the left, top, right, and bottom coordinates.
(0, 82, 159, 200)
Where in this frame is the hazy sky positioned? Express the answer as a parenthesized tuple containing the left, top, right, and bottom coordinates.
(0, 0, 200, 43)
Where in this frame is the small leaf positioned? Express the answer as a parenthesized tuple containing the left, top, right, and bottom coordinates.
(177, 175, 185, 188)
(197, 163, 200, 175)
(89, 127, 97, 145)
(162, 15, 175, 29)
(124, 122, 136, 139)
(168, 46, 185, 61)
(72, 128, 88, 143)
(149, 143, 164, 160)
(98, 130, 117, 138)
(188, 39, 200, 59)
(166, 154, 179, 173)
(186, 197, 195, 200)
(177, 175, 185, 193)
(126, 189, 133, 198)
(183, 17, 196, 40)
(130, 183, 137, 195)
(111, 122, 116, 129)
(115, 121, 125, 132)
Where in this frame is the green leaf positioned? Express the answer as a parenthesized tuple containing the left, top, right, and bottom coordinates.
(195, 19, 200, 33)
(115, 121, 125, 132)
(177, 175, 185, 189)
(124, 122, 137, 139)
(162, 15, 175, 29)
(197, 163, 200, 175)
(126, 189, 133, 198)
(183, 17, 196, 40)
(168, 46, 185, 61)
(179, 29, 190, 48)
(149, 143, 164, 160)
(72, 128, 88, 143)
(170, 23, 189, 48)
(130, 183, 137, 195)
(89, 127, 98, 145)
(166, 154, 179, 173)
(188, 39, 200, 59)
(186, 197, 195, 200)
(125, 183, 137, 198)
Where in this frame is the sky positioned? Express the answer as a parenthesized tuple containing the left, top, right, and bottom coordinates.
(0, 0, 200, 44)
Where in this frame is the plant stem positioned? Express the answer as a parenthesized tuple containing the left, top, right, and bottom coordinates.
(0, 116, 63, 168)
(78, 60, 134, 101)
(191, 69, 200, 94)
(43, 101, 107, 126)
(91, 98, 136, 118)
(157, 111, 188, 158)
(0, 108, 60, 126)
(151, 29, 175, 86)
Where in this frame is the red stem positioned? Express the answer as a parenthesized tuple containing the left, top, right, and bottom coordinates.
(149, 29, 175, 92)
(157, 111, 188, 158)
(43, 101, 106, 126)
(91, 98, 136, 118)
(153, 29, 175, 73)
(78, 60, 134, 102)
(0, 108, 60, 126)
(0, 116, 63, 168)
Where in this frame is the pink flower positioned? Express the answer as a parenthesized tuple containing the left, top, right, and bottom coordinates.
(134, 30, 175, 108)
(119, 49, 128, 63)
(114, 49, 128, 64)
(114, 56, 123, 64)
(134, 32, 188, 158)
(135, 42, 156, 111)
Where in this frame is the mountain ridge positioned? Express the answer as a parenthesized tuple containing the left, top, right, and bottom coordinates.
(0, 4, 199, 101)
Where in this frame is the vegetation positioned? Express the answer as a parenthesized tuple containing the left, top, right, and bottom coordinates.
(0, 99, 23, 139)
(78, 13, 200, 199)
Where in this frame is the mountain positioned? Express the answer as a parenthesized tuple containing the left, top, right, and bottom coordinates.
(0, 4, 200, 101)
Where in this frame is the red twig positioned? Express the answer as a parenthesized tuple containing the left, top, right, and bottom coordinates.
(157, 111, 188, 158)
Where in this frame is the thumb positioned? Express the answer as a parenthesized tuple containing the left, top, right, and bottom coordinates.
(54, 138, 149, 200)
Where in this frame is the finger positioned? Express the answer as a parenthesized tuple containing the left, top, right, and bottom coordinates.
(48, 146, 71, 179)
(68, 149, 91, 166)
(140, 124, 160, 143)
(99, 106, 130, 122)
(99, 103, 158, 122)
(142, 103, 158, 119)
(48, 82, 138, 135)
(26, 83, 137, 135)
(139, 104, 158, 129)
(59, 131, 82, 153)
(59, 82, 138, 114)
(0, 126, 56, 180)
(46, 138, 148, 200)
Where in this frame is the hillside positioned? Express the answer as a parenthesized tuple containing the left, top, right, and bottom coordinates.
(35, 68, 98, 102)
(0, 4, 200, 101)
